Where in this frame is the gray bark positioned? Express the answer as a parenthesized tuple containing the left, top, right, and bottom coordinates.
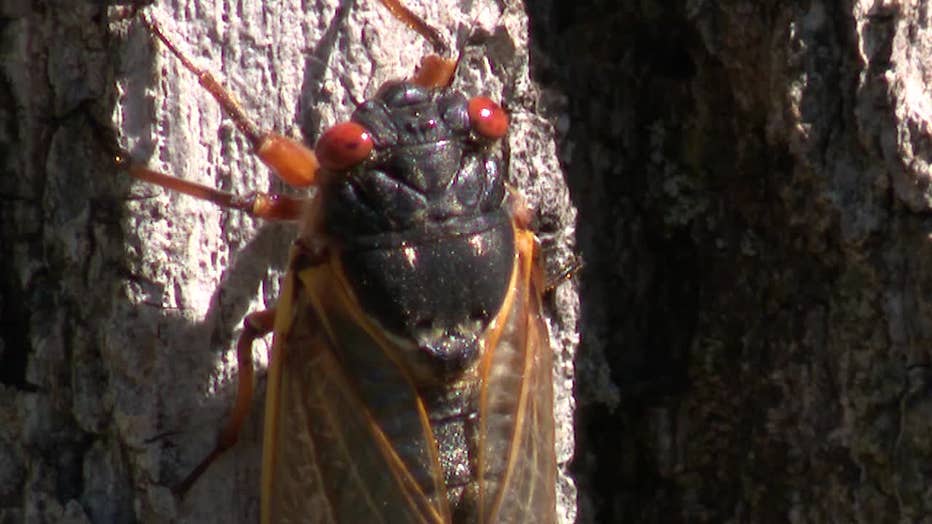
(2, 1, 576, 523)
(13, 0, 931, 523)
(528, 0, 932, 522)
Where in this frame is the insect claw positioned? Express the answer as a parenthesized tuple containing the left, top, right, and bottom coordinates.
(545, 255, 583, 292)
(84, 108, 135, 170)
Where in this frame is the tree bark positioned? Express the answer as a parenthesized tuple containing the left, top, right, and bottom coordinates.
(528, 0, 932, 522)
(16, 0, 929, 523)
(1, 1, 577, 523)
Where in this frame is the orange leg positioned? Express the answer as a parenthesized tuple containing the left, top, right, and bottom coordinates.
(174, 308, 278, 496)
(377, 0, 447, 54)
(136, 0, 462, 197)
(121, 159, 305, 221)
(411, 55, 459, 89)
(140, 14, 320, 188)
(374, 0, 458, 88)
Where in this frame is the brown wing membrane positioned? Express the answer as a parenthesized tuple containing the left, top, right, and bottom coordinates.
(478, 228, 557, 523)
(261, 250, 450, 524)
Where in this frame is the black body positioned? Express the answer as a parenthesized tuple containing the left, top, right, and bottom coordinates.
(322, 81, 515, 380)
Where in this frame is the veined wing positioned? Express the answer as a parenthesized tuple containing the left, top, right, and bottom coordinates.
(261, 253, 450, 524)
(478, 227, 557, 523)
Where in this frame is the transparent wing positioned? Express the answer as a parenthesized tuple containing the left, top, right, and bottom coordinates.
(261, 257, 450, 524)
(478, 228, 557, 523)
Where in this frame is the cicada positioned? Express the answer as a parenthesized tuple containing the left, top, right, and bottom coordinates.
(116, 1, 557, 522)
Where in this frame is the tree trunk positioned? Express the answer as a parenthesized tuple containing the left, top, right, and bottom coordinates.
(2, 1, 576, 523)
(528, 0, 932, 522)
(11, 0, 929, 523)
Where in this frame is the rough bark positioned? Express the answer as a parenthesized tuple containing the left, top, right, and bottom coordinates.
(528, 0, 932, 522)
(2, 1, 577, 523)
(12, 0, 932, 523)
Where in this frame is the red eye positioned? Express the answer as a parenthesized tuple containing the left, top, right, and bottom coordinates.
(467, 96, 508, 139)
(315, 122, 374, 171)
